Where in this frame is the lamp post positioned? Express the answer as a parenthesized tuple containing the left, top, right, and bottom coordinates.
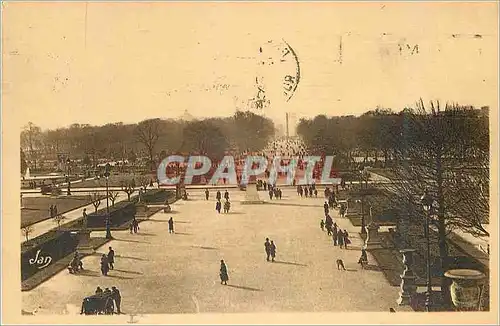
(104, 163, 112, 239)
(66, 158, 72, 195)
(420, 190, 434, 312)
(359, 169, 369, 235)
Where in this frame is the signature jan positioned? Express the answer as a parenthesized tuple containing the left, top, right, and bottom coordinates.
(29, 250, 52, 269)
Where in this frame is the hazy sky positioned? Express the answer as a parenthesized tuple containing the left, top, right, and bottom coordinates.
(3, 2, 498, 130)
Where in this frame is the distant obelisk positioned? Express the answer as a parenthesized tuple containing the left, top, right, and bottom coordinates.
(285, 112, 290, 138)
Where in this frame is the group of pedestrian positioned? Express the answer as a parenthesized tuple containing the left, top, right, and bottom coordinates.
(268, 185, 282, 200)
(129, 218, 139, 234)
(100, 247, 115, 276)
(81, 286, 121, 314)
(264, 238, 277, 262)
(68, 251, 84, 273)
(214, 190, 231, 214)
(49, 204, 59, 218)
(296, 184, 318, 198)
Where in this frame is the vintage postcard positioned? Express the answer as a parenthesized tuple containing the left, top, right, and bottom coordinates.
(1, 1, 498, 324)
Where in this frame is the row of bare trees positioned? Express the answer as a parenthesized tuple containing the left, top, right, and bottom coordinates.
(21, 111, 276, 173)
(299, 99, 489, 304)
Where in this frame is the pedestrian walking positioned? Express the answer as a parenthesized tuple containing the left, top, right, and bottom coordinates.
(338, 230, 345, 248)
(53, 205, 58, 216)
(320, 219, 325, 231)
(304, 187, 309, 197)
(132, 218, 139, 233)
(107, 247, 115, 270)
(205, 188, 209, 200)
(270, 240, 277, 262)
(216, 200, 222, 213)
(129, 222, 133, 234)
(324, 202, 329, 216)
(216, 190, 221, 201)
(111, 286, 121, 314)
(100, 254, 109, 276)
(223, 200, 231, 213)
(49, 205, 54, 218)
(224, 190, 230, 201)
(332, 227, 338, 246)
(268, 189, 273, 200)
(314, 189, 318, 197)
(264, 238, 271, 261)
(168, 217, 174, 233)
(219, 260, 229, 285)
(343, 230, 351, 249)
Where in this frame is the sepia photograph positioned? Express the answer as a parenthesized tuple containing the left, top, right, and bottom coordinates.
(1, 1, 498, 324)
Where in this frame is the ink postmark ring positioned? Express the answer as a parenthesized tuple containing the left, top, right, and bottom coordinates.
(254, 39, 301, 108)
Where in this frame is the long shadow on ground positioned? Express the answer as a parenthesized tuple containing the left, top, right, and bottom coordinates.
(226, 284, 263, 292)
(272, 260, 308, 267)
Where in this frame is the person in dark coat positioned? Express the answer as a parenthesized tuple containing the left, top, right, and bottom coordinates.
(297, 185, 301, 196)
(205, 188, 209, 200)
(338, 230, 345, 248)
(324, 202, 329, 216)
(278, 188, 282, 199)
(111, 286, 121, 314)
(107, 247, 115, 270)
(53, 205, 58, 216)
(320, 219, 325, 231)
(219, 260, 229, 285)
(358, 248, 368, 266)
(332, 226, 338, 246)
(215, 200, 222, 213)
(168, 217, 174, 233)
(129, 222, 134, 234)
(95, 286, 103, 295)
(264, 238, 271, 261)
(216, 190, 221, 201)
(100, 254, 109, 276)
(132, 218, 139, 233)
(343, 230, 350, 249)
(299, 186, 303, 197)
(304, 187, 309, 197)
(49, 205, 54, 218)
(268, 189, 273, 200)
(270, 240, 277, 262)
(224, 190, 230, 201)
(263, 181, 267, 190)
(324, 187, 330, 198)
(314, 189, 318, 197)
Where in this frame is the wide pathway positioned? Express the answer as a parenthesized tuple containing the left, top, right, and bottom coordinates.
(21, 193, 129, 243)
(22, 188, 407, 314)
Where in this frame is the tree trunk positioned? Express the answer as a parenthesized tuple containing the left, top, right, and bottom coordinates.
(436, 147, 451, 306)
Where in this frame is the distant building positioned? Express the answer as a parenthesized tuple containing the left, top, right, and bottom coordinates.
(179, 109, 195, 121)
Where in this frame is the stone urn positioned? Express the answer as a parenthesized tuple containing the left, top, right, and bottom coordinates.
(444, 269, 486, 311)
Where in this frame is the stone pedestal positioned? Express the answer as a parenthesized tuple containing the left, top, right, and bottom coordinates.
(76, 230, 94, 254)
(241, 184, 265, 205)
(364, 222, 383, 250)
(397, 249, 417, 306)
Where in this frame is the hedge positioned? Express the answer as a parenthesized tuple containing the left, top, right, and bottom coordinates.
(21, 231, 78, 281)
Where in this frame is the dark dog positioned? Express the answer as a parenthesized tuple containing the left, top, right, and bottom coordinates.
(336, 259, 346, 270)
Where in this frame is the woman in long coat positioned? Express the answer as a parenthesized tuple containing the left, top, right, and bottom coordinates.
(219, 260, 229, 285)
(100, 254, 109, 276)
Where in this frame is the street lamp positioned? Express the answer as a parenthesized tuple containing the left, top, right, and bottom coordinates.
(104, 163, 112, 239)
(420, 190, 434, 312)
(359, 169, 369, 235)
(66, 158, 72, 195)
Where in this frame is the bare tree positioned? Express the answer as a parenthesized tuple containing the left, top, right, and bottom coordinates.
(22, 225, 34, 242)
(135, 119, 161, 172)
(89, 192, 103, 213)
(108, 191, 119, 206)
(21, 122, 42, 170)
(53, 214, 67, 229)
(120, 179, 136, 201)
(136, 175, 150, 190)
(384, 99, 489, 304)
